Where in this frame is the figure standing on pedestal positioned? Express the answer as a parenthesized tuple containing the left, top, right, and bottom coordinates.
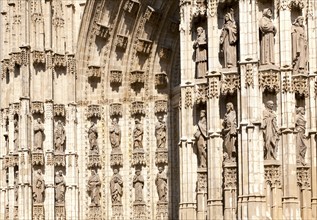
(292, 16, 307, 74)
(295, 107, 307, 165)
(222, 103, 237, 162)
(33, 169, 45, 204)
(87, 170, 101, 206)
(194, 110, 207, 168)
(262, 101, 280, 160)
(110, 118, 121, 150)
(88, 122, 99, 155)
(155, 116, 166, 149)
(110, 168, 123, 204)
(220, 9, 238, 68)
(133, 169, 144, 202)
(133, 119, 143, 150)
(34, 118, 44, 151)
(14, 119, 19, 152)
(259, 8, 276, 65)
(155, 167, 167, 203)
(14, 171, 19, 203)
(55, 170, 66, 204)
(54, 120, 65, 154)
(193, 27, 207, 78)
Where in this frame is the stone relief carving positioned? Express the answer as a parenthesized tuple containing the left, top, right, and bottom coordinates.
(295, 107, 307, 165)
(34, 118, 44, 151)
(110, 118, 121, 151)
(54, 120, 66, 154)
(155, 116, 167, 149)
(222, 103, 237, 162)
(220, 9, 238, 68)
(14, 119, 19, 152)
(155, 167, 167, 203)
(259, 8, 276, 65)
(292, 16, 307, 74)
(133, 169, 144, 203)
(55, 170, 66, 204)
(193, 0, 207, 17)
(87, 170, 101, 207)
(293, 74, 309, 97)
(194, 110, 207, 168)
(110, 169, 123, 205)
(195, 84, 207, 104)
(33, 169, 45, 204)
(262, 101, 280, 160)
(193, 27, 207, 78)
(88, 122, 99, 155)
(264, 165, 282, 187)
(133, 119, 144, 151)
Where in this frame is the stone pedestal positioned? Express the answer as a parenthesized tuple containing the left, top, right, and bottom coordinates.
(33, 204, 44, 220)
(133, 201, 146, 220)
(223, 162, 237, 220)
(155, 148, 168, 165)
(54, 154, 66, 166)
(196, 168, 207, 220)
(88, 206, 102, 220)
(156, 202, 168, 220)
(132, 149, 146, 166)
(55, 204, 65, 220)
(111, 204, 123, 220)
(87, 154, 101, 168)
(110, 150, 123, 166)
(31, 152, 44, 165)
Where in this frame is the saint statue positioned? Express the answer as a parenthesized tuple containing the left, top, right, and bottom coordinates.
(33, 169, 45, 204)
(87, 170, 101, 206)
(110, 168, 123, 204)
(155, 167, 167, 203)
(262, 101, 280, 160)
(259, 8, 276, 65)
(295, 107, 307, 165)
(55, 170, 66, 204)
(14, 171, 19, 203)
(155, 116, 167, 149)
(133, 169, 144, 202)
(110, 118, 121, 150)
(34, 118, 44, 151)
(292, 16, 307, 74)
(54, 120, 66, 154)
(222, 103, 237, 162)
(88, 122, 98, 155)
(194, 110, 207, 168)
(133, 119, 143, 150)
(220, 9, 238, 68)
(14, 119, 19, 152)
(193, 27, 207, 78)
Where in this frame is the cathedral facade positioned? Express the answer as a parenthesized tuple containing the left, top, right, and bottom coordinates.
(0, 0, 317, 220)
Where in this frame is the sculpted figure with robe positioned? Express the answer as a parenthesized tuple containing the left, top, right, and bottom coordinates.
(110, 118, 121, 151)
(34, 118, 44, 151)
(110, 169, 123, 204)
(88, 122, 99, 155)
(155, 167, 167, 202)
(55, 170, 66, 204)
(14, 119, 19, 152)
(33, 169, 45, 204)
(87, 170, 101, 206)
(194, 110, 207, 168)
(133, 119, 143, 150)
(155, 116, 166, 149)
(54, 120, 66, 154)
(222, 103, 237, 162)
(292, 16, 307, 74)
(133, 169, 144, 202)
(193, 27, 207, 78)
(295, 107, 307, 165)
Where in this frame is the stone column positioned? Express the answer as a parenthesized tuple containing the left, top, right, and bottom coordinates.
(0, 111, 7, 219)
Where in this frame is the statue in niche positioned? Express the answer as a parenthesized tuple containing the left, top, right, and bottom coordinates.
(133, 169, 144, 202)
(88, 122, 99, 155)
(34, 118, 44, 151)
(133, 119, 144, 150)
(193, 27, 207, 78)
(194, 110, 207, 168)
(87, 170, 101, 206)
(14, 171, 18, 203)
(295, 107, 307, 165)
(14, 119, 19, 152)
(292, 16, 307, 74)
(259, 8, 276, 65)
(155, 167, 167, 203)
(33, 169, 45, 204)
(220, 9, 238, 68)
(54, 120, 65, 154)
(55, 170, 66, 204)
(155, 116, 166, 149)
(222, 103, 237, 162)
(110, 168, 123, 204)
(262, 101, 280, 160)
(110, 118, 121, 151)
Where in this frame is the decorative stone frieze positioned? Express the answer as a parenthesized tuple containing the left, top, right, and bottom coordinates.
(53, 53, 66, 67)
(33, 204, 44, 220)
(87, 154, 101, 168)
(223, 164, 237, 189)
(86, 104, 102, 118)
(9, 52, 22, 66)
(110, 70, 122, 84)
(109, 103, 122, 117)
(155, 148, 168, 165)
(154, 100, 168, 114)
(293, 75, 308, 97)
(124, 0, 140, 13)
(54, 104, 65, 117)
(259, 67, 280, 92)
(54, 154, 66, 166)
(155, 72, 168, 87)
(32, 51, 46, 64)
(130, 70, 145, 84)
(207, 74, 220, 99)
(297, 166, 311, 189)
(110, 152, 123, 166)
(116, 34, 128, 49)
(136, 38, 152, 54)
(130, 101, 145, 116)
(88, 65, 101, 78)
(282, 75, 292, 93)
(32, 152, 44, 165)
(31, 101, 44, 114)
(93, 22, 110, 39)
(195, 84, 207, 104)
(132, 150, 146, 166)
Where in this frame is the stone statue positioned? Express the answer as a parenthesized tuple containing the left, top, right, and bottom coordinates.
(88, 122, 99, 155)
(155, 116, 166, 149)
(34, 118, 44, 151)
(110, 118, 121, 150)
(155, 167, 167, 202)
(193, 26, 207, 78)
(55, 170, 66, 204)
(110, 168, 123, 204)
(220, 9, 238, 68)
(133, 119, 143, 150)
(54, 120, 65, 154)
(292, 16, 307, 74)
(87, 170, 101, 206)
(133, 169, 144, 202)
(259, 8, 276, 65)
(14, 119, 19, 152)
(295, 107, 307, 165)
(14, 171, 18, 203)
(222, 103, 237, 162)
(262, 101, 280, 160)
(194, 110, 207, 168)
(33, 169, 45, 204)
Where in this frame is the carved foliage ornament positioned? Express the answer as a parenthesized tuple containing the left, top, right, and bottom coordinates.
(207, 76, 219, 99)
(154, 100, 168, 114)
(130, 70, 145, 84)
(54, 104, 65, 117)
(222, 74, 240, 95)
(224, 166, 237, 189)
(297, 167, 311, 188)
(193, 0, 207, 18)
(289, 0, 305, 9)
(259, 70, 280, 92)
(110, 70, 122, 84)
(245, 64, 254, 88)
(67, 55, 76, 75)
(184, 87, 193, 108)
(20, 46, 30, 66)
(293, 75, 308, 97)
(282, 75, 292, 93)
(93, 22, 110, 39)
(32, 51, 46, 64)
(195, 84, 208, 104)
(53, 53, 66, 67)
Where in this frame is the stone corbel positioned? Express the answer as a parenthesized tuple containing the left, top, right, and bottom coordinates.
(116, 34, 128, 49)
(155, 149, 168, 165)
(33, 204, 44, 220)
(195, 83, 208, 104)
(292, 74, 308, 97)
(130, 101, 145, 116)
(130, 70, 145, 85)
(1, 59, 11, 78)
(54, 154, 66, 166)
(144, 6, 155, 20)
(54, 104, 65, 117)
(264, 164, 282, 188)
(87, 155, 101, 168)
(124, 0, 140, 13)
(53, 53, 66, 68)
(31, 101, 44, 114)
(32, 50, 46, 64)
(110, 70, 123, 84)
(109, 103, 122, 117)
(155, 72, 168, 87)
(93, 22, 110, 39)
(154, 100, 168, 114)
(193, 0, 207, 18)
(136, 38, 152, 54)
(110, 150, 123, 166)
(88, 65, 101, 78)
(297, 166, 311, 189)
(32, 152, 44, 166)
(86, 104, 102, 119)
